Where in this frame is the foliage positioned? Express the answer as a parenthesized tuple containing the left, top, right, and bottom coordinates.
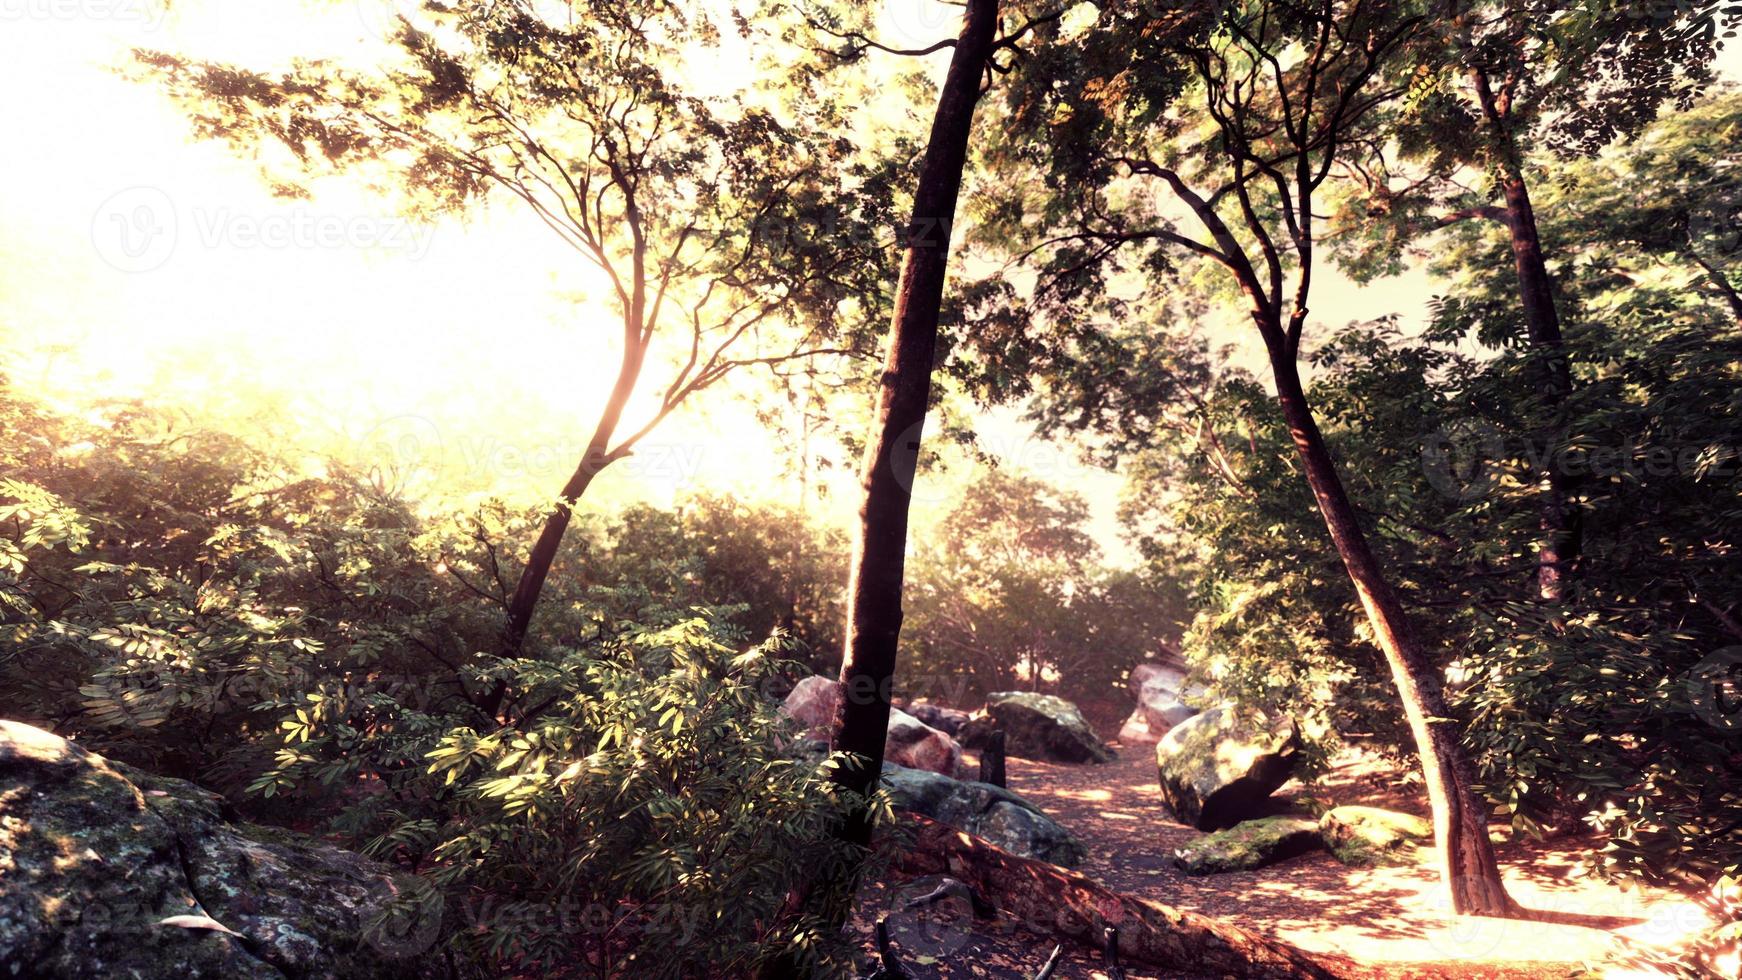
(902, 468, 1187, 705)
(1122, 197, 1742, 881)
(0, 379, 860, 975)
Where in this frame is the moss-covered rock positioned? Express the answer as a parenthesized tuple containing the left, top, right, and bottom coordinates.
(1154, 708, 1300, 831)
(960, 692, 1116, 764)
(1172, 817, 1324, 876)
(881, 763, 1087, 867)
(0, 719, 441, 979)
(1319, 805, 1433, 866)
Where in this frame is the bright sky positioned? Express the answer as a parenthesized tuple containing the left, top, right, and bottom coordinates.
(1, 1, 1734, 560)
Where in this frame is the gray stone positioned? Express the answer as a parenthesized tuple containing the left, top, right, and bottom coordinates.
(1172, 817, 1323, 876)
(0, 719, 440, 979)
(880, 763, 1086, 867)
(960, 692, 1116, 764)
(905, 702, 971, 736)
(1154, 708, 1300, 831)
(1319, 805, 1432, 867)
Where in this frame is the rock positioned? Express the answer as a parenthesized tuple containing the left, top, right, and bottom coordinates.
(1154, 708, 1300, 831)
(1118, 698, 1199, 743)
(1129, 662, 1189, 701)
(885, 708, 963, 777)
(781, 675, 843, 740)
(781, 677, 962, 776)
(1319, 805, 1432, 867)
(960, 692, 1116, 764)
(1118, 663, 1203, 743)
(880, 763, 1086, 867)
(0, 719, 438, 979)
(906, 702, 971, 736)
(1172, 817, 1324, 876)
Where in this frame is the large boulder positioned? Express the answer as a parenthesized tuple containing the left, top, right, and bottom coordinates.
(781, 677, 962, 777)
(884, 708, 963, 777)
(905, 702, 971, 736)
(1129, 662, 1190, 701)
(1318, 805, 1432, 867)
(1154, 708, 1300, 831)
(0, 720, 439, 979)
(960, 692, 1116, 765)
(880, 763, 1086, 867)
(1171, 817, 1324, 876)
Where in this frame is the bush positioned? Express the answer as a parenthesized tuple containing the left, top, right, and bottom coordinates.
(0, 379, 862, 975)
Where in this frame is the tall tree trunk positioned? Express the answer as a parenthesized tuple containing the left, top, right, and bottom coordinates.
(1470, 68, 1581, 601)
(759, 11, 997, 976)
(1268, 348, 1518, 917)
(830, 0, 998, 850)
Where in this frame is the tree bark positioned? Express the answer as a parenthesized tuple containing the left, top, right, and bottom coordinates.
(1268, 350, 1518, 917)
(483, 308, 651, 716)
(895, 814, 1347, 978)
(827, 0, 999, 859)
(759, 12, 998, 976)
(1470, 68, 1581, 602)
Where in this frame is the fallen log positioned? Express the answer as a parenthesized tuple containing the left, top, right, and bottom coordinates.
(892, 814, 1349, 979)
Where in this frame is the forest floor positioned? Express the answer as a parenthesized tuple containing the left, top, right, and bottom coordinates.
(859, 737, 1715, 979)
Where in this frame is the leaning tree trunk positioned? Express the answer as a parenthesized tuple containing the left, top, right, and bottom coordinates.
(483, 322, 649, 716)
(1269, 351, 1518, 917)
(827, 0, 1000, 911)
(1471, 68, 1581, 602)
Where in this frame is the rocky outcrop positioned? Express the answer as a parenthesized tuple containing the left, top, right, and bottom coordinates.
(1119, 663, 1201, 743)
(0, 719, 440, 979)
(1319, 805, 1432, 867)
(1155, 708, 1300, 831)
(960, 692, 1116, 764)
(880, 763, 1086, 867)
(1172, 817, 1323, 876)
(781, 677, 962, 776)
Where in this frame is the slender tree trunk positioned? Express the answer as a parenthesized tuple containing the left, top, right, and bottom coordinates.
(1268, 349, 1518, 917)
(1471, 68, 1581, 601)
(829, 0, 998, 850)
(483, 321, 650, 716)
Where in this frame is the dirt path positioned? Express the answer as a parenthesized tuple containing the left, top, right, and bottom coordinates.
(858, 739, 1712, 979)
(997, 742, 1709, 977)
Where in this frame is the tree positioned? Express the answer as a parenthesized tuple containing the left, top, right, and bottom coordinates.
(1541, 90, 1742, 328)
(902, 467, 1186, 703)
(972, 0, 1521, 915)
(139, 1, 891, 679)
(825, 0, 1001, 893)
(1337, 0, 1738, 598)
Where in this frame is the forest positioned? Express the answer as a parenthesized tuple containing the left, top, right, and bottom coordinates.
(1, 0, 1740, 977)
